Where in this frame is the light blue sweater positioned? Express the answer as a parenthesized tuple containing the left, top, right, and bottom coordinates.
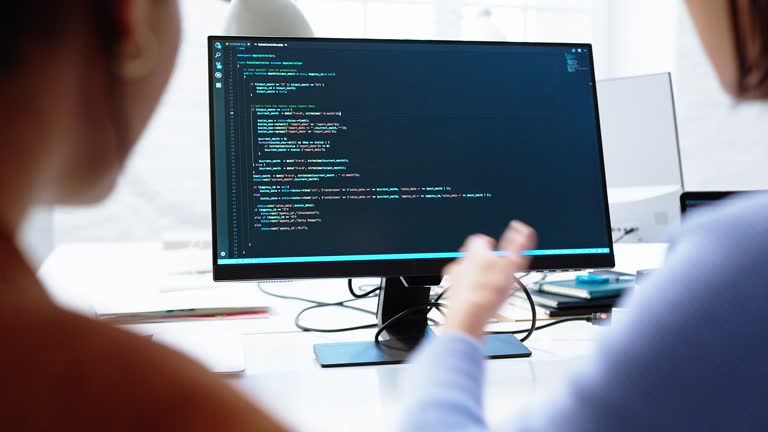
(401, 193, 768, 431)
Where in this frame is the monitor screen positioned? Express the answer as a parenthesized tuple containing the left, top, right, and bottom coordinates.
(208, 37, 614, 280)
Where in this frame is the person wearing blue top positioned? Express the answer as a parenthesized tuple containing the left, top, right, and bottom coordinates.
(401, 1, 768, 431)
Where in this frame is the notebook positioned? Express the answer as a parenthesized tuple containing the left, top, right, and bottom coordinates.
(527, 290, 619, 309)
(536, 279, 634, 300)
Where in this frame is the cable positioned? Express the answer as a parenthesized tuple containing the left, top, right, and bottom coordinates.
(374, 273, 537, 344)
(613, 227, 639, 243)
(376, 305, 594, 346)
(374, 302, 448, 348)
(257, 282, 379, 331)
(513, 274, 537, 342)
(259, 281, 442, 333)
(531, 271, 551, 285)
(347, 278, 382, 298)
(426, 272, 528, 314)
(257, 282, 374, 314)
(259, 275, 579, 341)
(486, 316, 592, 335)
(427, 288, 449, 314)
(374, 274, 535, 344)
(295, 301, 378, 333)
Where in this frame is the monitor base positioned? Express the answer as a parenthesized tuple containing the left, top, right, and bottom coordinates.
(315, 276, 531, 367)
(314, 332, 531, 368)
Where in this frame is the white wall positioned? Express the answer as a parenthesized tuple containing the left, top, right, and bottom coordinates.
(591, 0, 679, 79)
(55, 1, 230, 243)
(674, 6, 768, 191)
(61, 0, 745, 244)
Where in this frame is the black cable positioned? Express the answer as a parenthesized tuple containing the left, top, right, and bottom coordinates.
(257, 282, 373, 313)
(259, 275, 574, 341)
(613, 227, 639, 243)
(433, 304, 448, 321)
(294, 301, 442, 333)
(513, 274, 537, 343)
(257, 282, 379, 331)
(376, 303, 589, 345)
(427, 288, 449, 314)
(426, 272, 529, 314)
(295, 301, 378, 333)
(487, 316, 591, 335)
(374, 302, 448, 347)
(374, 272, 536, 344)
(374, 273, 536, 344)
(431, 273, 528, 305)
(347, 278, 382, 298)
(259, 281, 440, 333)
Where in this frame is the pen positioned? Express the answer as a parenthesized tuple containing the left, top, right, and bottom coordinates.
(97, 306, 271, 324)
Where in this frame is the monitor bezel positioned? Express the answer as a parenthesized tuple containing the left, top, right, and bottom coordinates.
(680, 191, 739, 214)
(208, 36, 615, 281)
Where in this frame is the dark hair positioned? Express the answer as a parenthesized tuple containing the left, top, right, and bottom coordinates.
(730, 0, 768, 97)
(0, 1, 131, 151)
(0, 2, 118, 72)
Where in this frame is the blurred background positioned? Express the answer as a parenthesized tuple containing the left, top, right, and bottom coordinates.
(51, 0, 768, 244)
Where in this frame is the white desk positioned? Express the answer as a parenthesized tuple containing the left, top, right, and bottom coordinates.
(39, 243, 667, 432)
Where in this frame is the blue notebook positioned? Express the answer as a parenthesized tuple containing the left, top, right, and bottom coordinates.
(536, 279, 634, 300)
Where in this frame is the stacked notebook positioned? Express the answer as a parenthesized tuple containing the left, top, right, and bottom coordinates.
(527, 274, 635, 317)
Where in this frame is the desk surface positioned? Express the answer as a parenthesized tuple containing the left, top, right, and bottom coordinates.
(38, 242, 667, 432)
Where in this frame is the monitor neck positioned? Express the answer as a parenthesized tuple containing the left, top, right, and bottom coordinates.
(375, 276, 439, 350)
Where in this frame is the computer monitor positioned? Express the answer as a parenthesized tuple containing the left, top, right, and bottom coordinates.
(208, 36, 614, 367)
(597, 73, 685, 243)
(598, 73, 684, 190)
(680, 191, 741, 214)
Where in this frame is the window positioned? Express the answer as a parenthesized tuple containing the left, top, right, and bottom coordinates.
(295, 0, 593, 42)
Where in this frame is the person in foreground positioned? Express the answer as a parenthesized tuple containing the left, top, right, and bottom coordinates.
(0, 1, 288, 430)
(401, 1, 768, 431)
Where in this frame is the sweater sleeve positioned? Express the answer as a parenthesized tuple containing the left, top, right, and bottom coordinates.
(401, 193, 768, 432)
(400, 333, 491, 432)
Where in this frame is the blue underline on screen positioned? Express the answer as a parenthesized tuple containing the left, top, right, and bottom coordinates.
(217, 248, 611, 265)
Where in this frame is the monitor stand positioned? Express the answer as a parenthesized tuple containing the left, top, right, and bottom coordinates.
(313, 276, 532, 368)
